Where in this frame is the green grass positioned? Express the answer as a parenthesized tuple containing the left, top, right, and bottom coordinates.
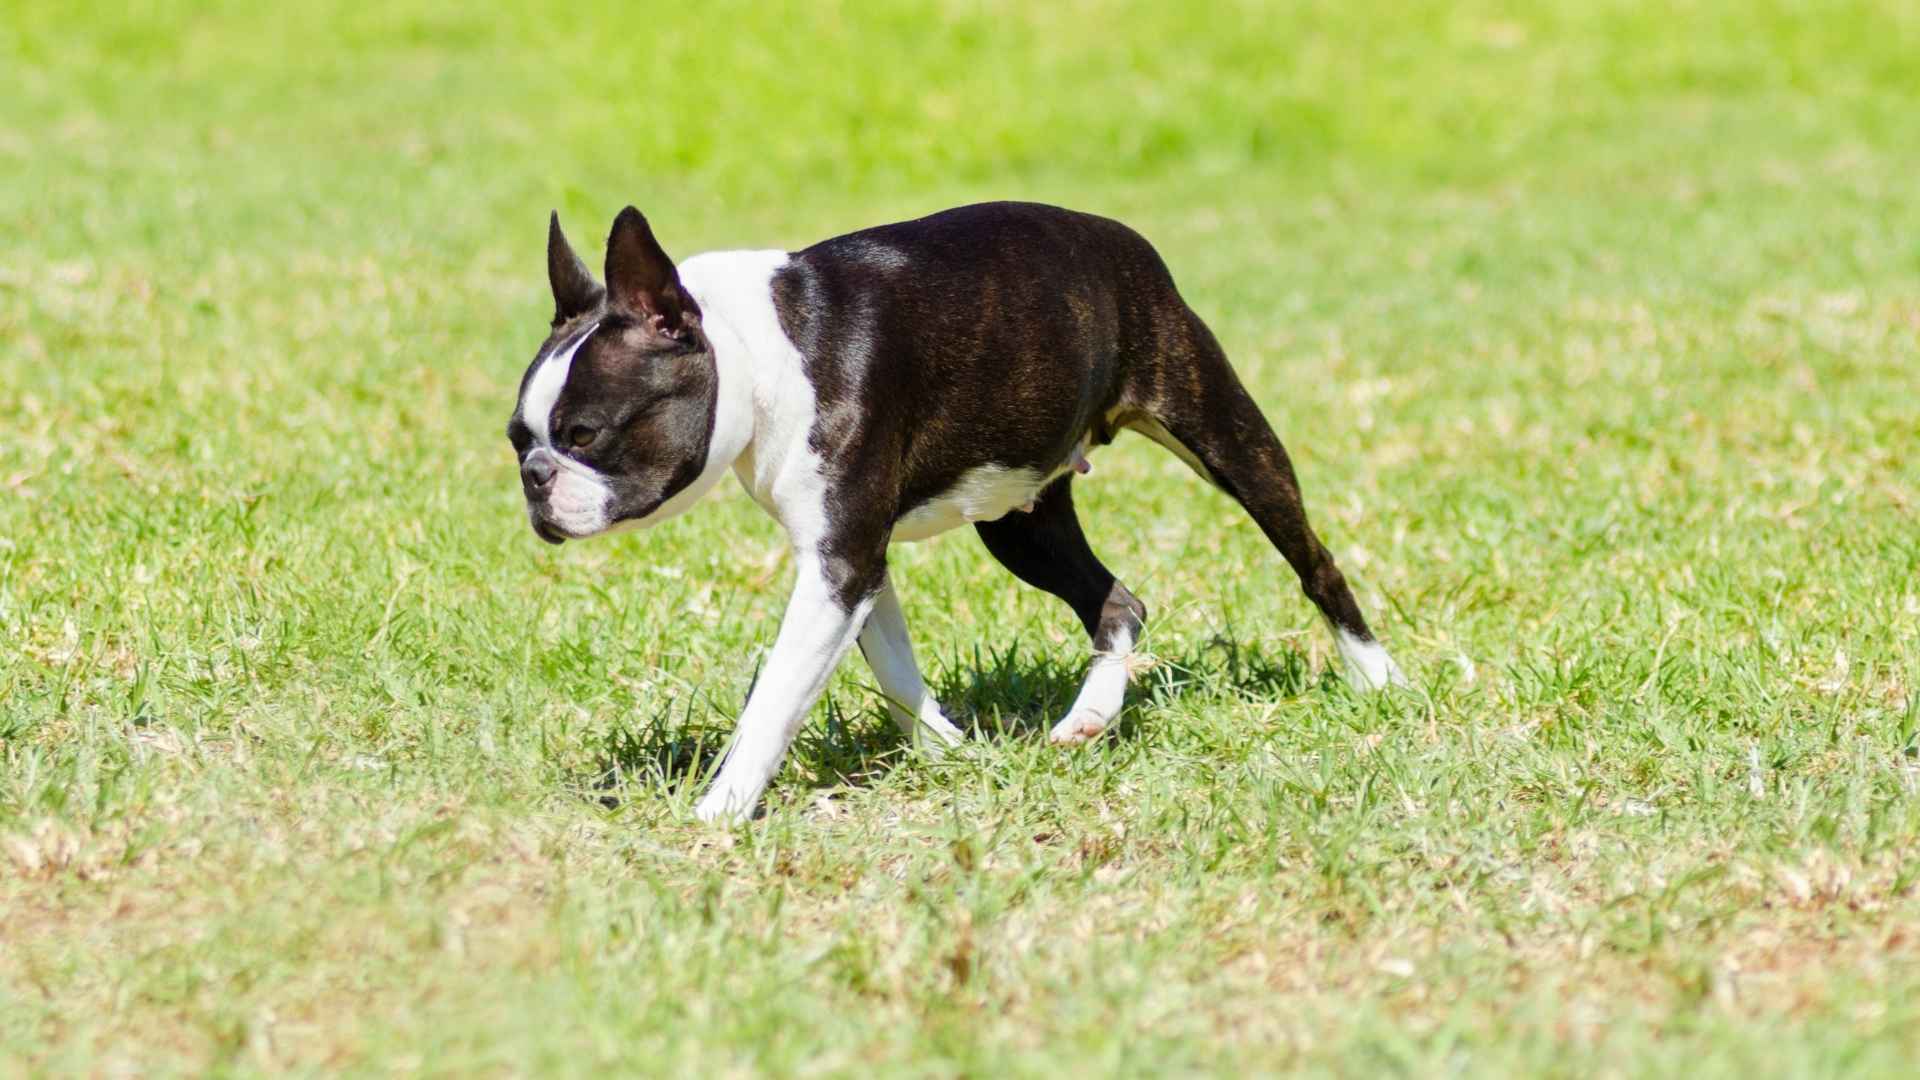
(5, 0, 1920, 1073)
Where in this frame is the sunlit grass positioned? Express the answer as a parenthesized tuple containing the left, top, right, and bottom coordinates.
(3, 0, 1919, 1074)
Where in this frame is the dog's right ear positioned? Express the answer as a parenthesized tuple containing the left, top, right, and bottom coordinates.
(547, 211, 604, 324)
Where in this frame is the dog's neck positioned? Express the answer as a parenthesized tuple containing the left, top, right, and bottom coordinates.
(676, 249, 821, 535)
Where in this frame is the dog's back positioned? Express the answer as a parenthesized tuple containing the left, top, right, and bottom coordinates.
(770, 201, 1192, 523)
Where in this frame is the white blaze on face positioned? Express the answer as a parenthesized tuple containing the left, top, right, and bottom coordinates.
(519, 323, 617, 536)
(521, 323, 599, 449)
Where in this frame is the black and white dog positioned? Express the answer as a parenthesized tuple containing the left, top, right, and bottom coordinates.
(509, 202, 1406, 822)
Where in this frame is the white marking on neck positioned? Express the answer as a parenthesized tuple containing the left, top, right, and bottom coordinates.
(521, 323, 600, 447)
(676, 249, 834, 548)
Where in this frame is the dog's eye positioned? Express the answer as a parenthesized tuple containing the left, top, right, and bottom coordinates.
(566, 424, 599, 449)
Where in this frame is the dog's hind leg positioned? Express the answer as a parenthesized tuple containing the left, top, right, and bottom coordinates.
(1131, 311, 1406, 690)
(858, 577, 966, 752)
(974, 477, 1147, 745)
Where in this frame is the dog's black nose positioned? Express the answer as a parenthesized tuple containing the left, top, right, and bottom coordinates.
(521, 455, 557, 493)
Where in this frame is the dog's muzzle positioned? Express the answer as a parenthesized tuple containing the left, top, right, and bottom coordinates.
(521, 449, 568, 544)
(521, 448, 559, 499)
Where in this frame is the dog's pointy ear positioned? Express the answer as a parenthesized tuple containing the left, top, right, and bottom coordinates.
(604, 206, 699, 340)
(547, 212, 604, 323)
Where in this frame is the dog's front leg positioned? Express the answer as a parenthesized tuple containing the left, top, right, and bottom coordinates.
(858, 578, 966, 752)
(695, 551, 878, 824)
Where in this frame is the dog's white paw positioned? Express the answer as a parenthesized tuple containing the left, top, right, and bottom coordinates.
(910, 702, 966, 753)
(1347, 655, 1409, 693)
(1049, 709, 1112, 746)
(693, 788, 754, 826)
(915, 714, 966, 758)
(1335, 628, 1409, 692)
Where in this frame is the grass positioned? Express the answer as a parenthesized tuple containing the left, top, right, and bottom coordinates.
(4, 0, 1920, 1073)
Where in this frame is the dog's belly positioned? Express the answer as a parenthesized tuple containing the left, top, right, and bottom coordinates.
(891, 464, 1050, 542)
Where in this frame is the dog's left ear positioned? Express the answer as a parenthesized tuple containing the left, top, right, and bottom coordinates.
(547, 212, 604, 323)
(604, 206, 700, 340)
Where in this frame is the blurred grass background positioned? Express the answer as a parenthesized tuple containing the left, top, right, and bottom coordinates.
(4, 1, 1920, 1074)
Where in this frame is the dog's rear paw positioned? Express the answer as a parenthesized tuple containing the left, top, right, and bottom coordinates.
(1049, 709, 1112, 746)
(1335, 629, 1409, 692)
(1348, 655, 1409, 693)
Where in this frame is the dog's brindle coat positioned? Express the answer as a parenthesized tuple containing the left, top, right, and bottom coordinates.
(510, 202, 1405, 822)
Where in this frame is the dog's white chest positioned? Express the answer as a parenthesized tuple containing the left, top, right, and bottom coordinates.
(891, 464, 1047, 542)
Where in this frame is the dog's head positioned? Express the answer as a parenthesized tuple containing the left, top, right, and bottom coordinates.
(508, 207, 719, 544)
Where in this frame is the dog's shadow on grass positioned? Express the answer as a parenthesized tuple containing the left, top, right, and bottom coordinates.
(933, 634, 1319, 743)
(585, 635, 1321, 806)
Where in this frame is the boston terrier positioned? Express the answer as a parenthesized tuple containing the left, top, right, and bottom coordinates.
(509, 202, 1407, 823)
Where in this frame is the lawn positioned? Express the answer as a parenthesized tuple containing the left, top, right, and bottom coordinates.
(4, 0, 1919, 1074)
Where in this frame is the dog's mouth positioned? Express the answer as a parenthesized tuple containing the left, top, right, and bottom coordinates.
(531, 518, 568, 545)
